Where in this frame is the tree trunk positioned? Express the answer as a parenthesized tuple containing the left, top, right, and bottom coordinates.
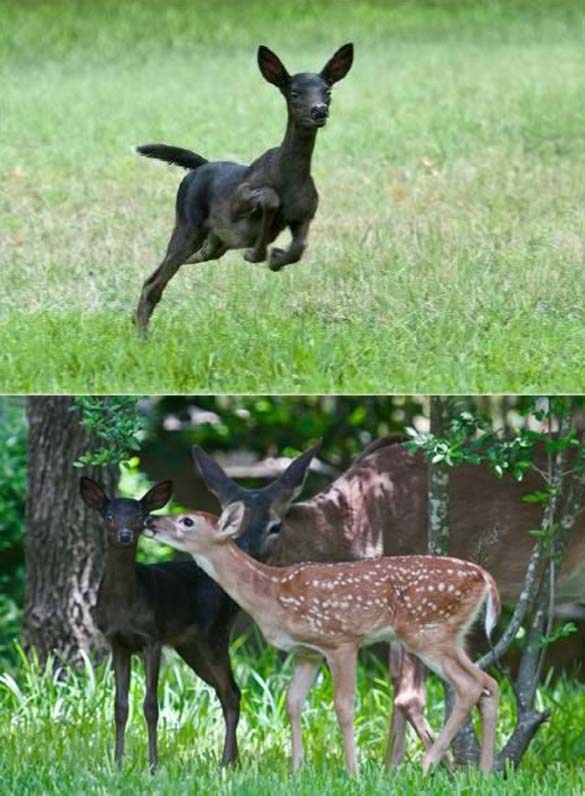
(427, 396, 450, 555)
(23, 397, 117, 665)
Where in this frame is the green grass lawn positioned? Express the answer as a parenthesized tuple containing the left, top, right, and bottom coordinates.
(1, 1, 585, 392)
(1, 640, 585, 796)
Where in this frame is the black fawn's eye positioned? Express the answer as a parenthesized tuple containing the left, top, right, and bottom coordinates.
(182, 517, 194, 528)
(106, 513, 113, 522)
(290, 90, 300, 99)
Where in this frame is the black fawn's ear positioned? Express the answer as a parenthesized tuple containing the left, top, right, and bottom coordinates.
(217, 501, 248, 540)
(267, 440, 322, 514)
(79, 477, 108, 513)
(320, 43, 354, 85)
(141, 481, 173, 513)
(193, 446, 240, 506)
(257, 45, 290, 90)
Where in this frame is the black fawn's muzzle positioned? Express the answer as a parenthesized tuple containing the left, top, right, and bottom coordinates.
(118, 529, 133, 545)
(310, 104, 328, 123)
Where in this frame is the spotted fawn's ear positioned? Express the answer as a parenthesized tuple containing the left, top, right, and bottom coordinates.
(216, 501, 248, 540)
(141, 481, 173, 512)
(79, 477, 107, 513)
(257, 45, 290, 90)
(320, 43, 354, 85)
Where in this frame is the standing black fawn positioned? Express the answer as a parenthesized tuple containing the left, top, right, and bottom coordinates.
(79, 445, 317, 770)
(134, 43, 354, 334)
(80, 477, 242, 771)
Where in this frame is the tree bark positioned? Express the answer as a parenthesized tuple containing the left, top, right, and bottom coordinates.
(23, 397, 117, 666)
(427, 396, 450, 555)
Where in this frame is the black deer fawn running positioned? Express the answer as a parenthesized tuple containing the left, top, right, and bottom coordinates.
(134, 43, 353, 335)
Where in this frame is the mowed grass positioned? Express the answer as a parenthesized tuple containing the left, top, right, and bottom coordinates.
(1, 1, 585, 392)
(2, 641, 585, 796)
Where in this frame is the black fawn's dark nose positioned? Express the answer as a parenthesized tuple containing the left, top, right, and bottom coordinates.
(310, 104, 328, 121)
(119, 530, 133, 545)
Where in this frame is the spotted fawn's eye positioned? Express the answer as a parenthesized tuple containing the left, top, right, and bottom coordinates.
(182, 517, 194, 528)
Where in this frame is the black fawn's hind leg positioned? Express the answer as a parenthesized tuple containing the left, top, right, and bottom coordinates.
(143, 644, 162, 773)
(135, 224, 205, 336)
(112, 646, 131, 767)
(268, 219, 311, 272)
(176, 638, 241, 765)
(186, 234, 227, 264)
(239, 187, 280, 263)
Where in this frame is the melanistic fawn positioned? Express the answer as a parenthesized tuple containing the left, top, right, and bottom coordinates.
(80, 446, 316, 770)
(134, 43, 353, 334)
(80, 478, 241, 771)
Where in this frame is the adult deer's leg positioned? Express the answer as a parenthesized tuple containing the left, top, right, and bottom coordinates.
(112, 646, 131, 767)
(326, 647, 359, 775)
(385, 642, 408, 766)
(385, 643, 436, 767)
(143, 644, 162, 773)
(268, 219, 311, 271)
(176, 638, 241, 766)
(242, 187, 280, 263)
(286, 653, 322, 772)
(135, 223, 205, 336)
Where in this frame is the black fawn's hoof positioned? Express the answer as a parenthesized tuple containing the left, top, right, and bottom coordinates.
(268, 247, 287, 271)
(244, 248, 267, 263)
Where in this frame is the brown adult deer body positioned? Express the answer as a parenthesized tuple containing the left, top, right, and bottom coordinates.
(268, 439, 585, 603)
(193, 438, 585, 765)
(145, 505, 501, 775)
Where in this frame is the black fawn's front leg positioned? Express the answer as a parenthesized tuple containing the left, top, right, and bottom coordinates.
(113, 647, 131, 767)
(268, 219, 311, 272)
(239, 186, 280, 263)
(143, 644, 162, 773)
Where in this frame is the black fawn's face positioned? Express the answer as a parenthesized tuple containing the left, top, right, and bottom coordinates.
(103, 498, 147, 547)
(287, 74, 332, 129)
(79, 477, 173, 548)
(257, 43, 354, 131)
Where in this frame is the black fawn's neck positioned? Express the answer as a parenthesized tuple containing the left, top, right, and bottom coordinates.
(280, 117, 317, 180)
(101, 545, 139, 605)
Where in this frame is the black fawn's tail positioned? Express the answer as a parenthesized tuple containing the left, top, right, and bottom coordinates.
(134, 144, 208, 170)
